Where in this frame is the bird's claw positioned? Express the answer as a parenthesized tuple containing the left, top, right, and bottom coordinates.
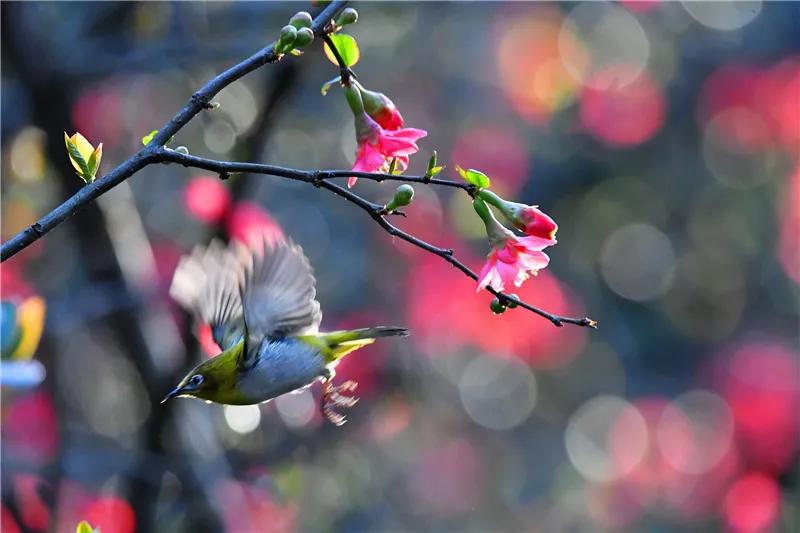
(322, 380, 359, 426)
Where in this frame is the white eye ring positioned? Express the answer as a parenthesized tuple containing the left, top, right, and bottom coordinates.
(189, 374, 204, 387)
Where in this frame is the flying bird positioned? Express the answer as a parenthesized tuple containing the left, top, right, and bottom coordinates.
(164, 238, 408, 425)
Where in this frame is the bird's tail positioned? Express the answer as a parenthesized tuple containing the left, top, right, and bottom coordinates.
(311, 327, 409, 363)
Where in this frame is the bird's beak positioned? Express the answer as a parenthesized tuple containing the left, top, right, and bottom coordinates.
(161, 387, 182, 404)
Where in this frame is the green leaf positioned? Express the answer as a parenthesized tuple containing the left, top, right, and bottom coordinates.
(76, 521, 94, 533)
(142, 130, 158, 146)
(456, 166, 491, 189)
(428, 165, 444, 178)
(65, 138, 92, 182)
(86, 147, 100, 178)
(324, 34, 360, 68)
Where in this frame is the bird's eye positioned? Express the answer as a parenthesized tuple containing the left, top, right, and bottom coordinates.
(189, 374, 204, 387)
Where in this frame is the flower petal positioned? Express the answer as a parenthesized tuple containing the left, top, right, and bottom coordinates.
(385, 127, 428, 142)
(352, 143, 386, 173)
(379, 136, 420, 157)
(517, 235, 557, 251)
(517, 249, 550, 272)
(476, 260, 495, 292)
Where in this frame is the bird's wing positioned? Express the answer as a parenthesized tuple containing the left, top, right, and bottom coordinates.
(169, 240, 246, 351)
(238, 238, 322, 369)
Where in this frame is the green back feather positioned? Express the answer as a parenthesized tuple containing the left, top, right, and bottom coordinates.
(298, 326, 408, 364)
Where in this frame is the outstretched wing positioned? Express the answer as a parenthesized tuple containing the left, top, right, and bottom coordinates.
(239, 238, 322, 369)
(169, 240, 246, 351)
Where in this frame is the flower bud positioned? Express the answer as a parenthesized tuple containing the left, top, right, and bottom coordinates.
(289, 11, 313, 29)
(427, 150, 438, 172)
(293, 27, 315, 48)
(358, 86, 403, 130)
(276, 25, 298, 53)
(174, 146, 190, 155)
(477, 189, 558, 240)
(335, 8, 358, 27)
(385, 184, 414, 212)
(490, 298, 507, 315)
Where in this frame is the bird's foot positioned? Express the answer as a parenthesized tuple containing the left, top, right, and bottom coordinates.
(322, 380, 359, 426)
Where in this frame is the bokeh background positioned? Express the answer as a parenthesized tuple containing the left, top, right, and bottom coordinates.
(2, 2, 798, 532)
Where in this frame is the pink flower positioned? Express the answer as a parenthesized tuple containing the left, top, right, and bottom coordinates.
(350, 112, 426, 187)
(477, 234, 555, 292)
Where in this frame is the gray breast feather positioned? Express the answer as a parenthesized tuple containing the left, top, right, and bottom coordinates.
(236, 338, 327, 403)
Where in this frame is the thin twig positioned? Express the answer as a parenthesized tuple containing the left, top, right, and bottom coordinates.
(156, 150, 597, 329)
(0, 0, 348, 262)
(0, 1, 596, 330)
(158, 150, 473, 192)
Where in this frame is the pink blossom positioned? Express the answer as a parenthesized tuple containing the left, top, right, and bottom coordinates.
(350, 112, 426, 187)
(477, 235, 555, 292)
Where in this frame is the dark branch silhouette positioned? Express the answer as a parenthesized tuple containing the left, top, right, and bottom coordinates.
(157, 150, 596, 329)
(0, 0, 348, 261)
(0, 0, 596, 329)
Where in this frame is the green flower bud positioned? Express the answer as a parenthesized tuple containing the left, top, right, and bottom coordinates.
(345, 85, 365, 115)
(394, 184, 414, 205)
(490, 298, 507, 315)
(289, 11, 313, 29)
(335, 8, 358, 27)
(427, 150, 438, 172)
(276, 25, 297, 53)
(293, 27, 315, 48)
(385, 184, 415, 212)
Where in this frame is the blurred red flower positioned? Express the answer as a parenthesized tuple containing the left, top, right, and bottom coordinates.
(183, 176, 231, 224)
(226, 201, 284, 249)
(723, 473, 780, 532)
(83, 496, 136, 533)
(580, 67, 665, 147)
(2, 391, 58, 464)
(214, 479, 297, 533)
(408, 255, 587, 367)
(716, 342, 800, 473)
(699, 57, 800, 156)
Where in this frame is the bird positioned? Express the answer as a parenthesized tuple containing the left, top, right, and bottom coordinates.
(163, 237, 409, 425)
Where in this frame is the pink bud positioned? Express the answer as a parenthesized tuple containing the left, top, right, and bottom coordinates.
(516, 205, 558, 240)
(359, 87, 404, 130)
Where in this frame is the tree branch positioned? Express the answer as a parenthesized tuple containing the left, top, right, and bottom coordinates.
(0, 0, 348, 262)
(0, 0, 596, 330)
(155, 150, 597, 329)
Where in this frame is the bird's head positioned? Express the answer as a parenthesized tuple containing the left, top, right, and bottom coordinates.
(161, 344, 244, 404)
